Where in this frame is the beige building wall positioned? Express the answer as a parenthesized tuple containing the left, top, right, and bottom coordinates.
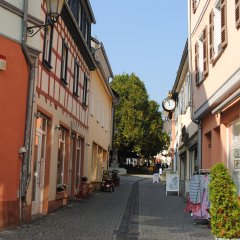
(88, 69, 113, 183)
(190, 0, 240, 113)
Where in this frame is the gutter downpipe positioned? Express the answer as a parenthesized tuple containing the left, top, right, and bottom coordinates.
(21, 0, 35, 225)
(188, 0, 202, 170)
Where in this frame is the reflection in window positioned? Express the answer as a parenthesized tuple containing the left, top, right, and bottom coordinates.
(43, 17, 54, 69)
(61, 41, 68, 85)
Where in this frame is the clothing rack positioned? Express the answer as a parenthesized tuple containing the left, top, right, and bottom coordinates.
(193, 169, 210, 175)
(188, 169, 211, 225)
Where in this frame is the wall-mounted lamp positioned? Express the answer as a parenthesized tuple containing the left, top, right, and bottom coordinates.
(55, 125, 61, 130)
(27, 0, 65, 37)
(86, 143, 90, 147)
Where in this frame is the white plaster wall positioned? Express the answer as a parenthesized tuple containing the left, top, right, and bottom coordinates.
(0, 7, 22, 41)
(7, 0, 23, 10)
(36, 94, 89, 201)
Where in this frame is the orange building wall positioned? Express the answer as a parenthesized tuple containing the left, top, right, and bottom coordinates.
(201, 113, 221, 169)
(201, 101, 240, 170)
(0, 35, 28, 228)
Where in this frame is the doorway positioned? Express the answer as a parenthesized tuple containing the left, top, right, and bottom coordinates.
(32, 117, 47, 215)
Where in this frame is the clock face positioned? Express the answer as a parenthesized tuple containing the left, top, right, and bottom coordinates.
(162, 97, 176, 112)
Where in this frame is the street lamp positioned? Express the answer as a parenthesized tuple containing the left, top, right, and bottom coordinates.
(27, 0, 65, 37)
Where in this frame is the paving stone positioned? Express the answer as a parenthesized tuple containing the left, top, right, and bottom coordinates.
(0, 175, 213, 240)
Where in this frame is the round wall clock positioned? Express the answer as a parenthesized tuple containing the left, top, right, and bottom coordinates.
(162, 97, 176, 112)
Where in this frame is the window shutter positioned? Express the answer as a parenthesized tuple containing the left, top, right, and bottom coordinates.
(194, 42, 199, 85)
(221, 0, 228, 48)
(192, 0, 197, 13)
(236, 0, 240, 28)
(203, 27, 208, 78)
(209, 10, 214, 63)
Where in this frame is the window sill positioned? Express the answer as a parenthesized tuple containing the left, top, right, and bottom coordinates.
(212, 48, 225, 66)
(73, 93, 79, 98)
(43, 60, 52, 72)
(82, 103, 87, 109)
(61, 79, 68, 87)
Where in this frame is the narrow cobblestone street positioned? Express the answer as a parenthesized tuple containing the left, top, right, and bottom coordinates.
(0, 175, 213, 240)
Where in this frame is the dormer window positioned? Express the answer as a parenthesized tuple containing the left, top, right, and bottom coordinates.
(68, 0, 91, 47)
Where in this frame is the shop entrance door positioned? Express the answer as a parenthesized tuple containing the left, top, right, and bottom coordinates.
(32, 127, 46, 215)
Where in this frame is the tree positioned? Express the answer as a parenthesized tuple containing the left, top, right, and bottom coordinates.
(209, 163, 240, 238)
(111, 73, 169, 160)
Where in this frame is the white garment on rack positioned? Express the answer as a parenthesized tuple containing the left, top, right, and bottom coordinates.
(189, 175, 209, 204)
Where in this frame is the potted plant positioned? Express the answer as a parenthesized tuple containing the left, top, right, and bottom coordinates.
(209, 163, 240, 239)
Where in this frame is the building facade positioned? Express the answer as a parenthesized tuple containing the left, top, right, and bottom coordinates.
(170, 41, 198, 198)
(88, 38, 114, 187)
(27, 0, 96, 218)
(0, 0, 115, 229)
(189, 0, 240, 193)
(0, 0, 42, 228)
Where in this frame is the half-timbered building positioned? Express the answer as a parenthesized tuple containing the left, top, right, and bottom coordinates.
(28, 0, 96, 219)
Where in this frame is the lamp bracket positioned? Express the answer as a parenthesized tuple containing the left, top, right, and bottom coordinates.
(27, 16, 58, 37)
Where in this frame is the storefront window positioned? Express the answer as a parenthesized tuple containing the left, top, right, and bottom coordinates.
(229, 119, 240, 195)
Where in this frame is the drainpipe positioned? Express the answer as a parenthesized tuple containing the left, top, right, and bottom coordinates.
(188, 0, 202, 169)
(20, 0, 35, 225)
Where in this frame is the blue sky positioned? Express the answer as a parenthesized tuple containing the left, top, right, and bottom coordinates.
(90, 1, 188, 107)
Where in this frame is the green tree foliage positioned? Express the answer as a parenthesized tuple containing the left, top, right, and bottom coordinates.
(111, 73, 169, 159)
(209, 163, 240, 238)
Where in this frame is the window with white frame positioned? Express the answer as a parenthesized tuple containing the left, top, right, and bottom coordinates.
(43, 17, 54, 70)
(57, 127, 66, 185)
(209, 0, 227, 63)
(90, 91, 94, 116)
(101, 105, 105, 128)
(82, 75, 88, 106)
(73, 60, 80, 97)
(75, 137, 82, 190)
(96, 99, 100, 123)
(195, 27, 208, 85)
(214, 1, 221, 55)
(61, 41, 68, 85)
(105, 110, 109, 132)
(184, 74, 190, 109)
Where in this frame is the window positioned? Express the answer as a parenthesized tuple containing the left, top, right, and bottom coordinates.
(57, 127, 66, 185)
(68, 0, 78, 20)
(82, 75, 88, 105)
(90, 91, 94, 116)
(68, 0, 91, 47)
(192, 0, 200, 13)
(105, 110, 109, 132)
(236, 0, 240, 28)
(184, 74, 190, 109)
(43, 17, 54, 70)
(78, 2, 82, 27)
(61, 41, 68, 85)
(101, 105, 105, 128)
(75, 137, 82, 190)
(73, 60, 80, 96)
(209, 0, 227, 63)
(195, 27, 208, 85)
(96, 99, 100, 123)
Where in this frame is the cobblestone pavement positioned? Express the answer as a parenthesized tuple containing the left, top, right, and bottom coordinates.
(0, 175, 213, 240)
